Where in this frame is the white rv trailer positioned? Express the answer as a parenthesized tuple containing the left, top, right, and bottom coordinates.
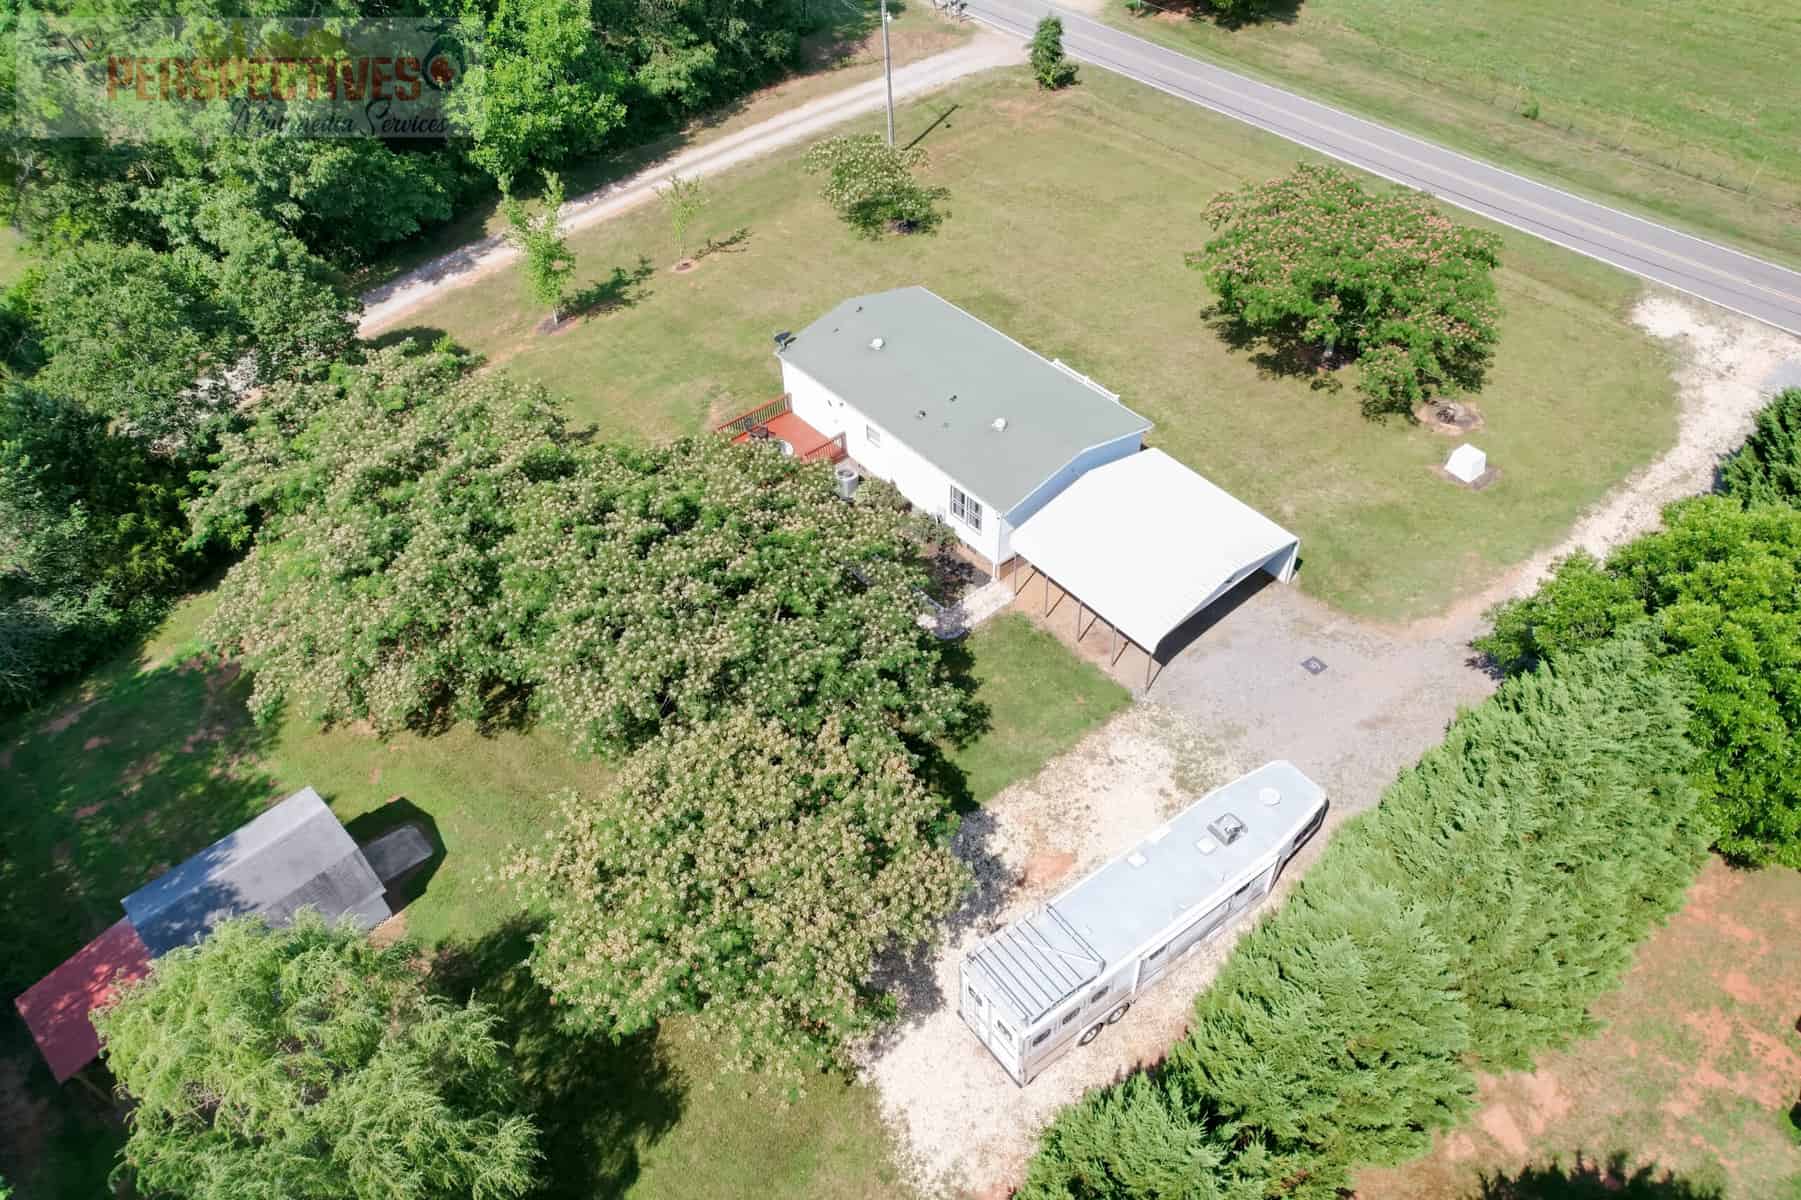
(958, 761, 1327, 1085)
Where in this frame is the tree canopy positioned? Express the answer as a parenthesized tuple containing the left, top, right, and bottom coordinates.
(94, 913, 539, 1200)
(508, 713, 968, 1078)
(1478, 495, 1801, 867)
(1190, 163, 1502, 417)
(803, 134, 948, 238)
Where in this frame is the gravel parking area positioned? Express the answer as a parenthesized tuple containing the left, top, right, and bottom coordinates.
(862, 705, 1273, 1196)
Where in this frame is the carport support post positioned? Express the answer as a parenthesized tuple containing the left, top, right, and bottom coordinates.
(1075, 599, 1083, 640)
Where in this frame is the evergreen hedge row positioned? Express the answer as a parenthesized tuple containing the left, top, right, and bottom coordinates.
(1020, 636, 1710, 1199)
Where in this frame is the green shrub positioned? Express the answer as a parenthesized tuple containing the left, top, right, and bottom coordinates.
(1478, 496, 1801, 867)
(1720, 387, 1801, 507)
(1189, 163, 1502, 417)
(1030, 18, 1080, 90)
(1021, 640, 1705, 1198)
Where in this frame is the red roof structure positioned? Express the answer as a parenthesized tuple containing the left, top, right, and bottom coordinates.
(14, 919, 151, 1082)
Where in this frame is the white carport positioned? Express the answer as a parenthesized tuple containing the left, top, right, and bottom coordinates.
(1009, 449, 1299, 687)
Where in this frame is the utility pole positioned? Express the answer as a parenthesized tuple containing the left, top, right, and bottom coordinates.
(881, 0, 895, 145)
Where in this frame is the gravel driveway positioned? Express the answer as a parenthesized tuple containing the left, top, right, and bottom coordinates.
(862, 292, 1801, 1197)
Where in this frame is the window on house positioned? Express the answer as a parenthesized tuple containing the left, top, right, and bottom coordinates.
(866, 423, 883, 448)
(949, 485, 983, 531)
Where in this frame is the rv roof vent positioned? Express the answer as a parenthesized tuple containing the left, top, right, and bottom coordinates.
(1207, 813, 1248, 846)
(916, 408, 927, 420)
(1126, 851, 1148, 868)
(1195, 835, 1220, 855)
(991, 417, 1007, 433)
(869, 336, 885, 350)
(1258, 786, 1281, 806)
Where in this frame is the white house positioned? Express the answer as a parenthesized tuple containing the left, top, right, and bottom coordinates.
(766, 286, 1301, 679)
(775, 287, 1152, 572)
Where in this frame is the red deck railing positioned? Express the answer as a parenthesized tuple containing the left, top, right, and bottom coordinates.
(717, 395, 848, 465)
(714, 394, 791, 436)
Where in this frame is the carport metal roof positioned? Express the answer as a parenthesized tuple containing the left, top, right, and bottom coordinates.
(1010, 449, 1299, 654)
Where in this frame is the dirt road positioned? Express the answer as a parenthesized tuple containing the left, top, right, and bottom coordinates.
(357, 34, 1020, 337)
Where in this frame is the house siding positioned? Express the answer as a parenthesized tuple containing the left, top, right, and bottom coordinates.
(784, 361, 1005, 564)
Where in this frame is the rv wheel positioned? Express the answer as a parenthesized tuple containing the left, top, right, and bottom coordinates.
(1078, 1022, 1104, 1046)
(1104, 1002, 1130, 1025)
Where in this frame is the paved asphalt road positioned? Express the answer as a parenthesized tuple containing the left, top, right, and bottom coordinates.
(962, 0, 1801, 336)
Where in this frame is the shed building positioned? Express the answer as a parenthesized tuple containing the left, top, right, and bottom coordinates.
(15, 787, 394, 1083)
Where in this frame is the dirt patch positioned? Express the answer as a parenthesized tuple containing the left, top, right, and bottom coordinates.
(39, 701, 94, 736)
(861, 705, 1261, 1195)
(1356, 857, 1801, 1198)
(73, 803, 105, 821)
(81, 736, 109, 752)
(1413, 399, 1487, 435)
(369, 911, 409, 949)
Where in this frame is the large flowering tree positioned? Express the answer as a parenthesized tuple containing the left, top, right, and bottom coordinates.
(503, 434, 969, 755)
(196, 350, 969, 752)
(193, 346, 574, 730)
(507, 713, 968, 1080)
(1190, 163, 1503, 417)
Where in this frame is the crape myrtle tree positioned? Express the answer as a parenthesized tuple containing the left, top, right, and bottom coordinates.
(93, 913, 539, 1200)
(507, 713, 968, 1080)
(1478, 496, 1801, 867)
(191, 345, 574, 731)
(803, 134, 948, 237)
(1190, 163, 1502, 417)
(500, 432, 971, 755)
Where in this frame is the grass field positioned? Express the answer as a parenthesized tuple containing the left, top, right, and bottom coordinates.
(1354, 857, 1801, 1199)
(392, 65, 1678, 619)
(1101, 0, 1801, 272)
(0, 596, 1122, 1199)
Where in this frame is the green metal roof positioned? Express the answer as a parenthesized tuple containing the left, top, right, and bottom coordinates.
(777, 288, 1151, 513)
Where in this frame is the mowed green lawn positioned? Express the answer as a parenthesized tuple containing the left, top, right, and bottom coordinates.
(397, 66, 1678, 619)
(1105, 0, 1801, 271)
(0, 593, 1124, 1198)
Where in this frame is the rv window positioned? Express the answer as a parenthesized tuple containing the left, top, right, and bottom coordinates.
(994, 1021, 1014, 1045)
(1061, 1007, 1081, 1027)
(1089, 986, 1108, 1006)
(1148, 943, 1169, 961)
(1032, 1030, 1050, 1046)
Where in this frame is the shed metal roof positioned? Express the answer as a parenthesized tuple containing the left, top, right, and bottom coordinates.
(776, 287, 1151, 513)
(13, 919, 151, 1083)
(121, 787, 390, 956)
(965, 761, 1325, 1027)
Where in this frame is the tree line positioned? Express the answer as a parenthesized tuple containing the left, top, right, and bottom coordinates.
(0, 0, 863, 713)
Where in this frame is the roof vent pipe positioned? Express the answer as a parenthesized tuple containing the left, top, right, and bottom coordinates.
(991, 417, 1007, 432)
(870, 336, 885, 350)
